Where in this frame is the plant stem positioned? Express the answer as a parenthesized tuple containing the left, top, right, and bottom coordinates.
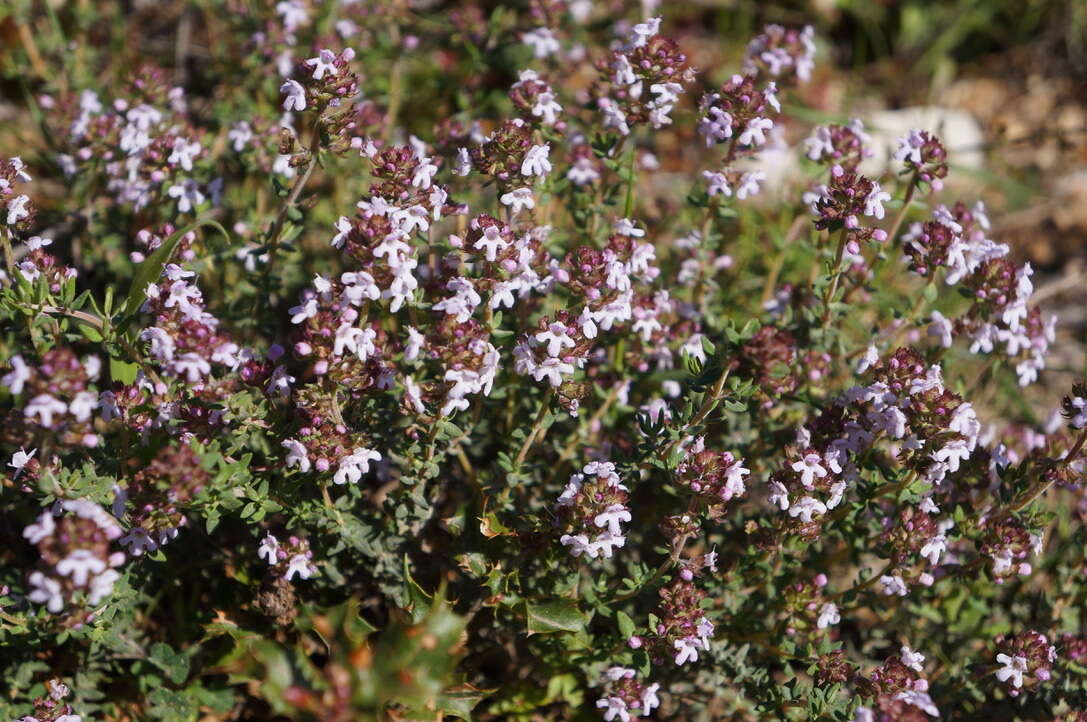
(761, 215, 806, 304)
(30, 303, 165, 387)
(267, 152, 319, 263)
(821, 227, 849, 327)
(257, 130, 322, 302)
(423, 421, 442, 463)
(27, 303, 104, 329)
(613, 489, 703, 603)
(611, 373, 733, 603)
(384, 28, 404, 142)
(514, 388, 555, 468)
(613, 513, 695, 603)
(692, 198, 720, 311)
(834, 560, 895, 602)
(557, 384, 620, 469)
(1001, 429, 1087, 517)
(612, 541, 685, 603)
(0, 228, 15, 275)
(320, 483, 343, 525)
(885, 171, 920, 245)
(622, 144, 637, 218)
(589, 135, 629, 239)
(657, 368, 731, 467)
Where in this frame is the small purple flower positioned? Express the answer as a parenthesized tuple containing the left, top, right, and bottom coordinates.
(280, 79, 307, 112)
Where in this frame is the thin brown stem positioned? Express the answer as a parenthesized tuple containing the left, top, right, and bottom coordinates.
(30, 303, 165, 387)
(0, 228, 15, 275)
(383, 27, 404, 142)
(692, 198, 720, 311)
(656, 368, 731, 467)
(514, 388, 555, 468)
(1001, 429, 1087, 517)
(320, 483, 344, 525)
(885, 171, 920, 245)
(761, 215, 807, 304)
(821, 227, 849, 327)
(833, 560, 895, 602)
(557, 384, 620, 468)
(613, 499, 698, 603)
(262, 135, 321, 277)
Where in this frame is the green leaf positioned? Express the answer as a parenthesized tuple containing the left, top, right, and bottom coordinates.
(616, 610, 635, 638)
(525, 599, 587, 636)
(149, 642, 190, 684)
(479, 511, 514, 538)
(76, 321, 104, 343)
(146, 688, 196, 722)
(435, 684, 490, 720)
(634, 649, 650, 676)
(404, 555, 433, 623)
(109, 357, 139, 385)
(123, 218, 230, 317)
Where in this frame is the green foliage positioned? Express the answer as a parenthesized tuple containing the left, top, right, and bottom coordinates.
(0, 2, 1084, 722)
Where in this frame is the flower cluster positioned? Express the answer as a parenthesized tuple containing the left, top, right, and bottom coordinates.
(697, 73, 780, 178)
(2, 347, 101, 451)
(809, 165, 891, 242)
(904, 201, 1055, 385)
(854, 646, 940, 720)
(556, 461, 631, 559)
(2, 5, 1085, 721)
(673, 439, 750, 517)
(742, 24, 816, 84)
(767, 437, 848, 532)
(804, 118, 873, 170)
(894, 130, 950, 192)
(595, 18, 694, 135)
(257, 533, 318, 582)
(14, 679, 81, 722)
(649, 571, 716, 667)
(22, 500, 125, 616)
(113, 441, 209, 556)
(777, 575, 841, 639)
(139, 260, 242, 384)
(509, 69, 565, 129)
(595, 667, 660, 722)
(994, 630, 1057, 696)
(1, 156, 35, 232)
(44, 73, 224, 214)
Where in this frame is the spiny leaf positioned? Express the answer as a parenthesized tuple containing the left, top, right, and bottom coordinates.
(525, 599, 587, 636)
